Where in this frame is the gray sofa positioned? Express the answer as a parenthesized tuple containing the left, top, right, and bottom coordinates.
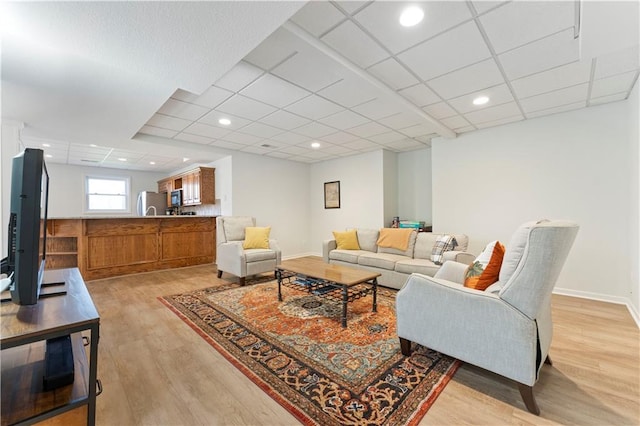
(322, 229, 474, 289)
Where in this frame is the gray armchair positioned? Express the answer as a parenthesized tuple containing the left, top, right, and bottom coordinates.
(396, 220, 579, 414)
(216, 216, 281, 286)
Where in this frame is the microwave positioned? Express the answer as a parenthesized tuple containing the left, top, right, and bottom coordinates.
(170, 189, 182, 207)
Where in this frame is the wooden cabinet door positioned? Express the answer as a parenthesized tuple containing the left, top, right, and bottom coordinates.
(191, 170, 201, 204)
(157, 178, 173, 206)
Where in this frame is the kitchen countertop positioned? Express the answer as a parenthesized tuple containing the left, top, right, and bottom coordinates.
(49, 215, 218, 220)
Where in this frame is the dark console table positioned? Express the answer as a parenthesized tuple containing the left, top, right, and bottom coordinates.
(1, 268, 100, 425)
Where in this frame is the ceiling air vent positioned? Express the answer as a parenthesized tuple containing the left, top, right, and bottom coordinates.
(261, 144, 276, 148)
(81, 159, 99, 163)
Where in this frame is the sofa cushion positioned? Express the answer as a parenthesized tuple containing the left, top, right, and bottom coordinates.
(358, 252, 407, 271)
(243, 226, 271, 249)
(377, 230, 417, 257)
(333, 229, 360, 250)
(329, 249, 369, 264)
(464, 240, 505, 290)
(430, 234, 457, 265)
(244, 248, 277, 262)
(356, 228, 379, 252)
(223, 216, 254, 241)
(394, 258, 440, 277)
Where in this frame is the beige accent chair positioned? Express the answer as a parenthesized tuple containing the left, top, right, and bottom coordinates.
(396, 220, 579, 415)
(216, 216, 281, 286)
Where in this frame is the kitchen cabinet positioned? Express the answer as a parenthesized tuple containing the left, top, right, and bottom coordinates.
(160, 167, 214, 206)
(157, 178, 173, 206)
(46, 219, 81, 270)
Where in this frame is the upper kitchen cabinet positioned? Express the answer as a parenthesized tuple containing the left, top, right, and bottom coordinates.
(159, 167, 215, 206)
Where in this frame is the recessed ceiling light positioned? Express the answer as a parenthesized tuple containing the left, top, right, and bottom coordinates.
(42, 143, 50, 147)
(473, 96, 490, 106)
(311, 142, 321, 149)
(183, 157, 189, 162)
(45, 154, 52, 158)
(118, 158, 127, 162)
(149, 161, 156, 165)
(399, 6, 424, 27)
(218, 118, 231, 126)
(90, 144, 98, 147)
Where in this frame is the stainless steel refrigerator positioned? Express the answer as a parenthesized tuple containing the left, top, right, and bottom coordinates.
(136, 191, 167, 216)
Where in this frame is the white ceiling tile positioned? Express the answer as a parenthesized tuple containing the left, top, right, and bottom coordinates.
(68, 143, 109, 155)
(240, 73, 311, 108)
(270, 131, 311, 145)
(171, 89, 200, 103)
(259, 110, 311, 130)
(293, 122, 337, 138)
(284, 94, 345, 120)
(272, 49, 343, 92)
(266, 151, 293, 159)
(384, 138, 425, 151)
(428, 58, 505, 99)
(590, 92, 629, 106)
(216, 95, 277, 121)
(455, 125, 477, 133)
(367, 131, 406, 144)
(463, 101, 522, 124)
(422, 102, 457, 120)
(243, 27, 299, 70)
(241, 145, 273, 155)
(173, 133, 213, 145)
(321, 144, 356, 156)
(198, 111, 252, 130)
(318, 109, 370, 130)
(471, 1, 508, 15)
(526, 101, 585, 119)
(211, 140, 246, 150)
(398, 21, 492, 81)
(447, 84, 515, 114)
(475, 114, 524, 129)
(479, 1, 576, 54)
(511, 61, 592, 99)
(594, 45, 640, 79)
(346, 121, 389, 138)
(214, 61, 264, 92)
(321, 20, 389, 69)
(499, 28, 580, 80)
(398, 123, 438, 137)
(317, 78, 377, 108)
(440, 115, 471, 129)
(591, 70, 638, 99)
(377, 112, 423, 129)
(351, 97, 404, 120)
(220, 131, 263, 145)
(334, 1, 369, 15)
(318, 131, 361, 144)
(367, 58, 419, 90)
(183, 122, 232, 139)
(354, 1, 473, 54)
(343, 139, 382, 151)
(158, 99, 210, 121)
(145, 114, 191, 131)
(279, 145, 310, 155)
(398, 84, 441, 107)
(520, 83, 588, 113)
(238, 122, 284, 138)
(290, 2, 346, 37)
(139, 125, 179, 138)
(187, 85, 234, 109)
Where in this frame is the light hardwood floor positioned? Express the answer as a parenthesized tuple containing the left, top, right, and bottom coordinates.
(42, 262, 639, 425)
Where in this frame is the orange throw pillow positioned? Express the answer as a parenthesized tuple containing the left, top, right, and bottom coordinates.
(464, 241, 505, 291)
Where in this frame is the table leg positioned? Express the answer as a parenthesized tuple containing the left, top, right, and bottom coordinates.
(276, 269, 282, 301)
(341, 285, 348, 328)
(372, 278, 377, 313)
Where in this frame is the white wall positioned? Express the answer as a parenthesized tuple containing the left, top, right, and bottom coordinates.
(0, 122, 23, 258)
(432, 100, 633, 304)
(628, 82, 639, 318)
(382, 150, 398, 227)
(398, 148, 432, 224)
(45, 163, 166, 217)
(228, 152, 310, 258)
(310, 150, 386, 254)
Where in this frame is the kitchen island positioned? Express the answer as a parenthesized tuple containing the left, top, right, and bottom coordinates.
(46, 216, 216, 280)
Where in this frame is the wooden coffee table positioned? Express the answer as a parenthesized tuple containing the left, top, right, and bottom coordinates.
(275, 257, 380, 328)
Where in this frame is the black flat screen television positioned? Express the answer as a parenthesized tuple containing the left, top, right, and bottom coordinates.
(6, 148, 50, 305)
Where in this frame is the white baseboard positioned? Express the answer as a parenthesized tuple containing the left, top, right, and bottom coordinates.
(553, 287, 640, 329)
(282, 252, 319, 260)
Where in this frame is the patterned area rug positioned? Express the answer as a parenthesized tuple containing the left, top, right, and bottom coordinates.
(160, 280, 459, 425)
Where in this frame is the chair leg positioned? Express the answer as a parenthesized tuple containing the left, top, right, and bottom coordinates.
(399, 337, 412, 356)
(517, 383, 540, 415)
(217, 270, 222, 278)
(239, 277, 246, 286)
(544, 355, 553, 366)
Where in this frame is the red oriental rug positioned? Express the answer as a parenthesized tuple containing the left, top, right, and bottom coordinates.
(159, 280, 459, 425)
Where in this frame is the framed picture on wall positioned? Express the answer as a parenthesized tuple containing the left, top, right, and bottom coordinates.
(324, 181, 340, 209)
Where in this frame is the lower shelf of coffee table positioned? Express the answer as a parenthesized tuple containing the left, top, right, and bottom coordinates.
(278, 272, 373, 303)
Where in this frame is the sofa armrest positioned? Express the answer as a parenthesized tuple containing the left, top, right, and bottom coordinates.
(216, 241, 246, 275)
(322, 239, 337, 263)
(268, 239, 282, 264)
(442, 250, 475, 265)
(433, 261, 469, 284)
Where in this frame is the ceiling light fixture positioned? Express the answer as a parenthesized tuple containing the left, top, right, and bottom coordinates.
(90, 144, 98, 147)
(218, 118, 231, 126)
(311, 142, 321, 149)
(45, 154, 52, 158)
(149, 161, 156, 165)
(399, 6, 424, 27)
(42, 143, 50, 147)
(183, 157, 189, 162)
(118, 158, 127, 162)
(473, 96, 490, 106)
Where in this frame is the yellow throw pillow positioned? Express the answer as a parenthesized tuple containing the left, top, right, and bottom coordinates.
(377, 228, 413, 251)
(333, 230, 360, 250)
(243, 226, 271, 249)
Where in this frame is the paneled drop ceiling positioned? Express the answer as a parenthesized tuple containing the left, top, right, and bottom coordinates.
(4, 1, 639, 171)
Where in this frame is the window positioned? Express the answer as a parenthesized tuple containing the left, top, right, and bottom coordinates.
(85, 176, 130, 213)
